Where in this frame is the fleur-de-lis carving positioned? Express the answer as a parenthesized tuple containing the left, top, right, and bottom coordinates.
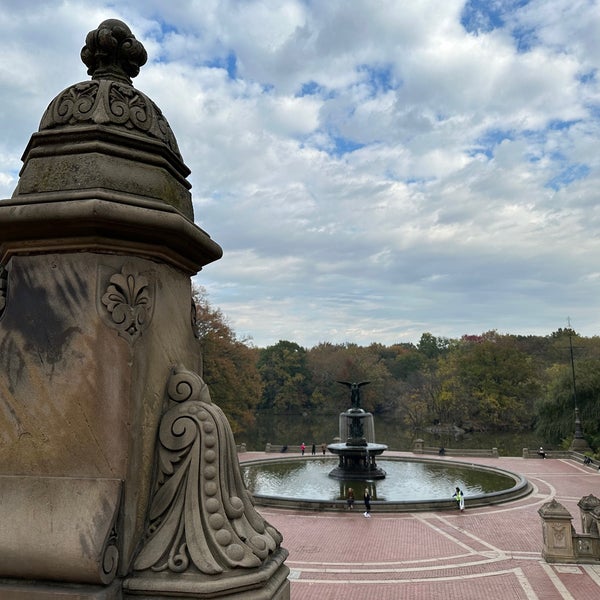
(101, 267, 153, 342)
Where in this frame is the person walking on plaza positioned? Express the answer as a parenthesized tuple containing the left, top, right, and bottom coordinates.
(453, 486, 465, 511)
(311, 443, 316, 455)
(301, 442, 306, 456)
(363, 488, 371, 517)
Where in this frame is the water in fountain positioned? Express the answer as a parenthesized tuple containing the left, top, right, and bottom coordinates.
(327, 381, 388, 479)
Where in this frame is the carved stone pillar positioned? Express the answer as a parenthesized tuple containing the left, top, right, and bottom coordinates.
(0, 19, 289, 599)
(538, 499, 575, 563)
(578, 494, 600, 535)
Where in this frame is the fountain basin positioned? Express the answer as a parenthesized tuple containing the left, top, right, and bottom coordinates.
(241, 455, 532, 512)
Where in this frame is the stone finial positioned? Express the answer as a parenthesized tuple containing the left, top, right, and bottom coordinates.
(538, 498, 572, 520)
(578, 494, 600, 511)
(81, 19, 147, 84)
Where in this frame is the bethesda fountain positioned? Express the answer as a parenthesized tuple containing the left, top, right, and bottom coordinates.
(327, 381, 388, 479)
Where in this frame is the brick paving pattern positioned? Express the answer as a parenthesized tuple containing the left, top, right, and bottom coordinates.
(241, 452, 600, 599)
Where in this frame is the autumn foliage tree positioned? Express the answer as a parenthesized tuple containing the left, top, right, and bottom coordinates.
(192, 287, 262, 435)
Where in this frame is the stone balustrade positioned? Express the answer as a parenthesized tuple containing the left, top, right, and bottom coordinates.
(412, 439, 498, 457)
(539, 495, 600, 563)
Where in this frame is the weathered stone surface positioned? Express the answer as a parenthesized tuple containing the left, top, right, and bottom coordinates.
(0, 17, 288, 599)
(0, 476, 121, 584)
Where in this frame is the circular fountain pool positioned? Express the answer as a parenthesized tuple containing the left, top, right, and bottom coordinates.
(241, 456, 531, 512)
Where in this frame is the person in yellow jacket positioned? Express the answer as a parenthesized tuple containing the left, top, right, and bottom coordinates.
(453, 487, 465, 511)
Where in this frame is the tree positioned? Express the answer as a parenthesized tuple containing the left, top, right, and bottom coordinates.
(537, 357, 600, 448)
(436, 332, 540, 430)
(257, 341, 312, 412)
(192, 287, 262, 435)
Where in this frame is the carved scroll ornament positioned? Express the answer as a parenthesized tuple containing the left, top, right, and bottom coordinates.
(134, 366, 283, 575)
(39, 79, 182, 159)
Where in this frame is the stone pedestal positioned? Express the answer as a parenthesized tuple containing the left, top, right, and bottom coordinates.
(539, 499, 575, 563)
(0, 19, 289, 599)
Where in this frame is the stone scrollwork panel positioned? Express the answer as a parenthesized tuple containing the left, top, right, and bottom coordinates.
(100, 264, 154, 343)
(39, 79, 182, 160)
(101, 525, 120, 585)
(134, 365, 283, 575)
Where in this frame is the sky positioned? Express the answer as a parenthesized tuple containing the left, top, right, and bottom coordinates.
(2, 0, 600, 348)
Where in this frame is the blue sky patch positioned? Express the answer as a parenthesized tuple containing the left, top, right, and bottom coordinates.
(546, 163, 590, 191)
(205, 52, 237, 79)
(470, 128, 515, 158)
(331, 135, 366, 156)
(461, 0, 507, 34)
(297, 81, 321, 97)
(578, 70, 597, 84)
(461, 1, 534, 53)
(512, 24, 537, 52)
(356, 64, 399, 96)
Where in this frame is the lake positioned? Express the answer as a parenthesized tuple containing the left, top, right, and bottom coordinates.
(234, 411, 544, 456)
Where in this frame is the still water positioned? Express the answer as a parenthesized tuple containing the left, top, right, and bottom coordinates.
(242, 457, 517, 502)
(235, 412, 543, 456)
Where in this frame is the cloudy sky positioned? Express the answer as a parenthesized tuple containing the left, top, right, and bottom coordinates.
(2, 0, 600, 348)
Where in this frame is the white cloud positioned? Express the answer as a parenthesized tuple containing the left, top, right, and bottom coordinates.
(2, 0, 600, 347)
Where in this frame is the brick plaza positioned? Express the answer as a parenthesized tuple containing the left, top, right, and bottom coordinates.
(241, 452, 600, 599)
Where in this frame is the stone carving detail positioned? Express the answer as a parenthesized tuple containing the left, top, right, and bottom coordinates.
(101, 266, 154, 342)
(38, 19, 182, 159)
(39, 79, 182, 159)
(80, 19, 147, 84)
(551, 523, 567, 547)
(101, 526, 120, 584)
(0, 265, 7, 318)
(134, 366, 283, 575)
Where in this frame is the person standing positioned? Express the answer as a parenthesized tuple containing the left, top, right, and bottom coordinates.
(301, 442, 306, 456)
(453, 487, 465, 511)
(311, 443, 316, 455)
(363, 488, 371, 517)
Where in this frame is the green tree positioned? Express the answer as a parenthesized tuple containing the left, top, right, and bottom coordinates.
(537, 357, 600, 449)
(257, 341, 312, 412)
(437, 332, 540, 430)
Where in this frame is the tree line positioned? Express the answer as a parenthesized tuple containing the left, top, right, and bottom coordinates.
(193, 288, 600, 455)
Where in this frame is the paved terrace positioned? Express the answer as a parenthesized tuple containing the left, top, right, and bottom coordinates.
(239, 452, 600, 600)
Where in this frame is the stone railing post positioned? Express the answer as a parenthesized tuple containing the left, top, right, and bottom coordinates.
(578, 494, 600, 535)
(538, 499, 575, 563)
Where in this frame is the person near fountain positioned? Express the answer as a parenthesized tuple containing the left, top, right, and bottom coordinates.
(311, 443, 316, 455)
(321, 443, 326, 455)
(347, 488, 354, 509)
(453, 487, 465, 511)
(363, 488, 372, 517)
(301, 442, 306, 456)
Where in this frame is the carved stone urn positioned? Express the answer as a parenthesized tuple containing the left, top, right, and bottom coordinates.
(0, 19, 289, 600)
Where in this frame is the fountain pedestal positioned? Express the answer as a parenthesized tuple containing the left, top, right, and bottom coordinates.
(327, 386, 388, 479)
(327, 442, 388, 479)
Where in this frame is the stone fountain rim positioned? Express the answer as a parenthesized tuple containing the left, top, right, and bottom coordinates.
(241, 454, 533, 512)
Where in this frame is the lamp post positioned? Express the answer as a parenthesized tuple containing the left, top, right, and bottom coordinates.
(568, 323, 590, 452)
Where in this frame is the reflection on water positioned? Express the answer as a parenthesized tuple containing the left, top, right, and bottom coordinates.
(242, 458, 515, 502)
